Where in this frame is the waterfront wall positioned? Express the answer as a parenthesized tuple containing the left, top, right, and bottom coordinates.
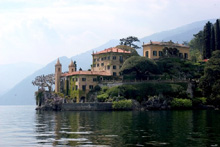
(62, 102, 113, 111)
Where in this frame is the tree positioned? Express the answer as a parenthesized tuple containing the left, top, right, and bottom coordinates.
(199, 50, 220, 106)
(32, 74, 55, 92)
(211, 25, 215, 51)
(120, 36, 140, 49)
(203, 21, 212, 59)
(116, 45, 139, 56)
(215, 19, 220, 50)
(120, 56, 159, 80)
(162, 47, 180, 58)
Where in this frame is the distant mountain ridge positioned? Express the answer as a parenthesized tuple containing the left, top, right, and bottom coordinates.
(0, 18, 216, 105)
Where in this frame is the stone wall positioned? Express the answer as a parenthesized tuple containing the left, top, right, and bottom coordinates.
(62, 102, 112, 111)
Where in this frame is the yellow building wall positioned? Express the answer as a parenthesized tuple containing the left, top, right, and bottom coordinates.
(143, 45, 190, 59)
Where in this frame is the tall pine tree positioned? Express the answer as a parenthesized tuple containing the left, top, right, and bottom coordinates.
(211, 25, 215, 51)
(215, 19, 220, 50)
(203, 21, 212, 59)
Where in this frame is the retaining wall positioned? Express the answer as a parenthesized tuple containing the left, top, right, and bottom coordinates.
(62, 102, 113, 111)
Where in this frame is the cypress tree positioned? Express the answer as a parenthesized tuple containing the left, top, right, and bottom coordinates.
(211, 25, 215, 52)
(203, 21, 212, 59)
(215, 19, 220, 50)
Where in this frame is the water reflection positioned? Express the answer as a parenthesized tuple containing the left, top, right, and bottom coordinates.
(34, 110, 220, 147)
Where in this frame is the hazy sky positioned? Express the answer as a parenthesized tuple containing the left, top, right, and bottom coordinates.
(0, 0, 220, 65)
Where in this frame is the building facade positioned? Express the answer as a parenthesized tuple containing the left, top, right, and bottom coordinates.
(92, 47, 131, 76)
(55, 47, 131, 103)
(143, 41, 190, 59)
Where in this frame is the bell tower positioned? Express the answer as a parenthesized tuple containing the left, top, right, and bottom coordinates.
(55, 58, 62, 93)
(69, 60, 76, 73)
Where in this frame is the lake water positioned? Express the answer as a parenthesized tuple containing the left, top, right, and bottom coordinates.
(0, 106, 220, 147)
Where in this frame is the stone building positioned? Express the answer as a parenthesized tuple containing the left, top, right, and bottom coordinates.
(143, 41, 190, 59)
(55, 47, 131, 103)
(92, 47, 131, 76)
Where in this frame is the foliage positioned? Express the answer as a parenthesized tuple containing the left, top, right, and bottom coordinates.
(199, 50, 220, 106)
(161, 47, 180, 58)
(35, 90, 44, 106)
(171, 98, 192, 109)
(55, 92, 64, 98)
(192, 97, 207, 106)
(32, 74, 55, 92)
(112, 100, 132, 110)
(156, 57, 202, 80)
(189, 19, 220, 60)
(116, 45, 139, 56)
(119, 36, 140, 49)
(97, 93, 109, 102)
(121, 56, 159, 80)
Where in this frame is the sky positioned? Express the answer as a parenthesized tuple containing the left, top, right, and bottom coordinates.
(0, 0, 220, 65)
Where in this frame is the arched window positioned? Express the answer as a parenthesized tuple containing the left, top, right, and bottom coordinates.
(145, 51, 149, 57)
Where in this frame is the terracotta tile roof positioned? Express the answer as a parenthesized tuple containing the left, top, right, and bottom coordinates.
(93, 47, 131, 55)
(61, 70, 112, 77)
(143, 41, 189, 48)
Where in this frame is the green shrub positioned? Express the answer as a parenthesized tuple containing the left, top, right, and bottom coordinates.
(97, 93, 108, 102)
(112, 100, 132, 110)
(192, 97, 207, 106)
(171, 98, 192, 109)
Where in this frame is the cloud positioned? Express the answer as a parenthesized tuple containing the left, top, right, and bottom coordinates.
(0, 0, 220, 65)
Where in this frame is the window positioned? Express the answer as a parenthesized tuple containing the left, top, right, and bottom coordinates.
(145, 51, 149, 57)
(108, 56, 110, 60)
(184, 53, 188, 59)
(104, 57, 106, 60)
(101, 63, 104, 66)
(119, 56, 123, 62)
(93, 78, 97, 82)
(58, 68, 60, 72)
(82, 85, 86, 91)
(93, 59, 96, 62)
(107, 65, 110, 70)
(75, 85, 78, 90)
(76, 78, 78, 81)
(89, 85, 94, 90)
(97, 58, 100, 61)
(113, 65, 116, 69)
(72, 86, 74, 90)
(153, 51, 157, 56)
(82, 78, 86, 81)
(159, 51, 163, 56)
(93, 64, 96, 67)
(101, 58, 104, 61)
(97, 63, 99, 67)
(113, 56, 116, 60)
(72, 78, 74, 81)
(179, 53, 183, 58)
(113, 72, 117, 76)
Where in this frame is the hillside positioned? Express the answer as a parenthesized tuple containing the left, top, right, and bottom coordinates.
(0, 19, 215, 105)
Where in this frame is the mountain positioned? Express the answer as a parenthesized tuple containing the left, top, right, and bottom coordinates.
(0, 62, 43, 96)
(0, 19, 215, 105)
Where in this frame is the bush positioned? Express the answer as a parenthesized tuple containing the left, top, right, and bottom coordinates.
(192, 97, 207, 106)
(112, 100, 132, 110)
(97, 93, 108, 102)
(171, 98, 192, 109)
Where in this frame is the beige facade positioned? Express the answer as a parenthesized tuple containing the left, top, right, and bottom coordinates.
(143, 41, 190, 59)
(92, 47, 131, 76)
(55, 47, 131, 102)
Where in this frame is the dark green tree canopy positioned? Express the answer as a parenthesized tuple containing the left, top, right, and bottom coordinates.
(199, 50, 220, 104)
(120, 56, 159, 79)
(119, 36, 140, 49)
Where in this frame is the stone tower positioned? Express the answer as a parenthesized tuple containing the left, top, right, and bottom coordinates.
(55, 58, 62, 93)
(68, 60, 76, 73)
